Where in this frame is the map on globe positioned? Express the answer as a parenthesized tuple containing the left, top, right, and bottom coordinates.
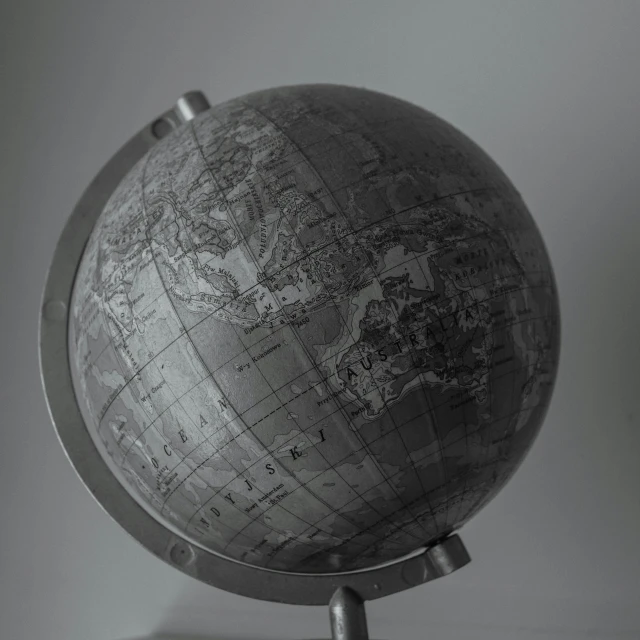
(68, 85, 559, 573)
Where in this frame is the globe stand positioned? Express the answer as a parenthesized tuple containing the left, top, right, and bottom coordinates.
(39, 91, 471, 640)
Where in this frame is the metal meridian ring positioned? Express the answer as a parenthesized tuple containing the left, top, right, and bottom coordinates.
(38, 91, 471, 606)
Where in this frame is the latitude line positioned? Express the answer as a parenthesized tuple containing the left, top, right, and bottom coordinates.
(99, 111, 439, 292)
(102, 185, 501, 324)
(97, 237, 552, 431)
(95, 195, 495, 420)
(95, 208, 538, 418)
(98, 257, 551, 432)
(118, 310, 554, 480)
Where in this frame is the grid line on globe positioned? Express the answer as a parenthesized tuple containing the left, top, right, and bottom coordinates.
(145, 112, 432, 565)
(215, 102, 442, 546)
(68, 85, 559, 574)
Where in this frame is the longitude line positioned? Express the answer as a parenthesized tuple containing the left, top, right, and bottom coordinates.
(326, 129, 465, 533)
(188, 115, 416, 567)
(243, 100, 436, 544)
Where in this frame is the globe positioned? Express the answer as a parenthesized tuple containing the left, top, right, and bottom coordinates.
(68, 84, 560, 575)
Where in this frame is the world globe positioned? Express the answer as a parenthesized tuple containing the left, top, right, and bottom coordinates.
(65, 84, 559, 576)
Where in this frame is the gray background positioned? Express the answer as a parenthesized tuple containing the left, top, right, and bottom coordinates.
(1, 1, 639, 639)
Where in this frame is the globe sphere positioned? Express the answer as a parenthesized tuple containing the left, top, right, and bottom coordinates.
(69, 84, 560, 574)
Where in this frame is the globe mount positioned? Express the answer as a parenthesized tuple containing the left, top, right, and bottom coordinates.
(40, 87, 559, 639)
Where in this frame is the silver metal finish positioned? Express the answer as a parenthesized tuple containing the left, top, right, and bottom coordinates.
(329, 588, 369, 640)
(39, 91, 471, 606)
(175, 90, 211, 121)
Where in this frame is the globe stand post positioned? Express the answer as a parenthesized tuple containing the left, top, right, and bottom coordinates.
(40, 91, 472, 640)
(329, 587, 369, 640)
